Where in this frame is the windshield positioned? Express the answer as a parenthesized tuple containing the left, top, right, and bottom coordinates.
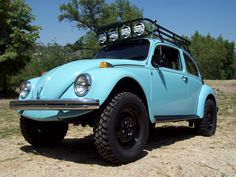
(95, 39, 150, 60)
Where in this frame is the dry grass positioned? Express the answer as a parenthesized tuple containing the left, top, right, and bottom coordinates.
(205, 80, 236, 116)
(0, 101, 20, 138)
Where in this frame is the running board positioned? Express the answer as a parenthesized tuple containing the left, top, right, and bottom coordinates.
(154, 115, 200, 123)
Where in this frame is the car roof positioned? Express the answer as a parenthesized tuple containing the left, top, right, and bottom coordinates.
(147, 38, 192, 55)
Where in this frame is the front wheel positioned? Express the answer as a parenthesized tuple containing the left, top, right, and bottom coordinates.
(94, 92, 149, 164)
(195, 99, 217, 136)
(20, 116, 68, 147)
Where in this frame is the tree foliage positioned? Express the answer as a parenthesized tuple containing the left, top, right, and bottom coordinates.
(59, 0, 143, 57)
(59, 0, 143, 33)
(11, 43, 76, 84)
(190, 32, 235, 79)
(0, 0, 40, 92)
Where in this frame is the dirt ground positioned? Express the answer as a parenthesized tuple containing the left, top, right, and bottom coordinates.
(0, 80, 235, 177)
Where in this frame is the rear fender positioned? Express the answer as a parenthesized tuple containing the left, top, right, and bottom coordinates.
(196, 84, 216, 118)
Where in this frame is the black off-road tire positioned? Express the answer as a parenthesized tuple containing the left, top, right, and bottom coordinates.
(94, 92, 149, 164)
(20, 116, 68, 147)
(195, 99, 217, 136)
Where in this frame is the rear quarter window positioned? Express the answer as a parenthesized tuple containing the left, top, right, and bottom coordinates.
(184, 53, 199, 77)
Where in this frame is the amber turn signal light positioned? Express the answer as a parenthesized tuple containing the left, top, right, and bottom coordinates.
(99, 62, 113, 68)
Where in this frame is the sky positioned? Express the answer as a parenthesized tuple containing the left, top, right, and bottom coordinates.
(25, 0, 236, 45)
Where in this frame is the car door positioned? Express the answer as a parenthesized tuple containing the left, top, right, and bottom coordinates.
(182, 52, 202, 115)
(151, 44, 190, 117)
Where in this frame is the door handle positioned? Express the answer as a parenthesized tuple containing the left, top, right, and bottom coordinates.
(182, 76, 188, 82)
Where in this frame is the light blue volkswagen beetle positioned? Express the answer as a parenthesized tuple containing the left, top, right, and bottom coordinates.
(9, 18, 217, 164)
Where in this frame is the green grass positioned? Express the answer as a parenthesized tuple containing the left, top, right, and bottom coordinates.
(0, 109, 20, 139)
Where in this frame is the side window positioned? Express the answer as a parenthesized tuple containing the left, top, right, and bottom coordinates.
(184, 54, 199, 77)
(152, 45, 182, 71)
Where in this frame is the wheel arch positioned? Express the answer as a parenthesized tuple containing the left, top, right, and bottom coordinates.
(196, 85, 217, 118)
(102, 77, 152, 122)
(206, 94, 217, 106)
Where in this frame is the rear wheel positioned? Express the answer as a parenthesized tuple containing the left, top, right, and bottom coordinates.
(195, 99, 217, 136)
(94, 92, 149, 164)
(20, 116, 68, 147)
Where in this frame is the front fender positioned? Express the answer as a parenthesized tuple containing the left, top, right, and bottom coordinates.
(196, 84, 216, 118)
(62, 67, 150, 104)
(61, 67, 152, 119)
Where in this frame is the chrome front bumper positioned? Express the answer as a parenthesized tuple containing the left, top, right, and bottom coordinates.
(9, 98, 99, 110)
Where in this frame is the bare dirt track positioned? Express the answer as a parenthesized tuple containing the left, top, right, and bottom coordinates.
(0, 80, 236, 177)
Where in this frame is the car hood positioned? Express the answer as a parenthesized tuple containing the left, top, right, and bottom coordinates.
(32, 59, 146, 99)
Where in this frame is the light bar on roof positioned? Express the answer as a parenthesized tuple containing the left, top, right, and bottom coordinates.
(98, 22, 146, 44)
(97, 18, 191, 52)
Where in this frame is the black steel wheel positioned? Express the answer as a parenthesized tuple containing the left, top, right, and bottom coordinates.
(116, 107, 139, 147)
(94, 92, 149, 164)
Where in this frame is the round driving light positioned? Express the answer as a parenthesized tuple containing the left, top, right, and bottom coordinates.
(121, 25, 131, 39)
(74, 74, 92, 97)
(99, 33, 107, 44)
(19, 81, 31, 99)
(108, 29, 118, 42)
(133, 22, 145, 36)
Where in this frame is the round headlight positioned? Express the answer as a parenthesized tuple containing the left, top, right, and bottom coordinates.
(19, 81, 31, 99)
(74, 74, 92, 97)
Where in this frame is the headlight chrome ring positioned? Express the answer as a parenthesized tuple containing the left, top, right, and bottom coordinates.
(19, 81, 31, 99)
(74, 74, 92, 97)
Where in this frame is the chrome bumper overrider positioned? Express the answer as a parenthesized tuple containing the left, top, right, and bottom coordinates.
(9, 99, 99, 110)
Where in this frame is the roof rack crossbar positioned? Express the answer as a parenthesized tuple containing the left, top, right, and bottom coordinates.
(97, 18, 191, 51)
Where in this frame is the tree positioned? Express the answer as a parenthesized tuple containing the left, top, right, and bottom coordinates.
(58, 0, 143, 57)
(10, 43, 75, 84)
(0, 0, 40, 93)
(190, 32, 235, 79)
(59, 0, 143, 33)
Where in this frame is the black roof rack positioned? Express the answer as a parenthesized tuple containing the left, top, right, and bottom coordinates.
(97, 18, 191, 52)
